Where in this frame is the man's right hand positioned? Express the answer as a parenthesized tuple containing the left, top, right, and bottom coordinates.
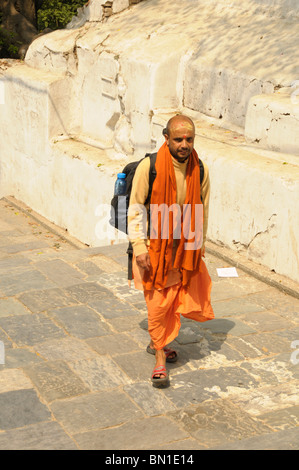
(136, 253, 151, 271)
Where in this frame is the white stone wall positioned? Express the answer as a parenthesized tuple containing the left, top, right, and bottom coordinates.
(0, 64, 78, 160)
(79, 51, 121, 146)
(197, 137, 299, 282)
(67, 0, 143, 28)
(195, 0, 299, 18)
(26, 0, 299, 145)
(1, 0, 299, 282)
(77, 0, 299, 22)
(245, 90, 299, 153)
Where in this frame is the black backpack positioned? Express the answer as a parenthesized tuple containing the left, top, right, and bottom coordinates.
(109, 152, 204, 280)
(110, 152, 158, 235)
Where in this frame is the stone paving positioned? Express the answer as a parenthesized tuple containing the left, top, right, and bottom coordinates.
(0, 197, 298, 451)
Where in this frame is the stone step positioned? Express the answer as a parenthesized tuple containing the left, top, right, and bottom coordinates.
(245, 89, 299, 155)
(152, 112, 299, 284)
(0, 62, 78, 164)
(25, 0, 299, 134)
(2, 0, 299, 285)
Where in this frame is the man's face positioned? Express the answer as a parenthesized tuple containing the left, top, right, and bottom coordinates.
(165, 121, 195, 162)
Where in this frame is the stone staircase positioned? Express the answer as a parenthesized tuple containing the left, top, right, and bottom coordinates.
(245, 88, 299, 154)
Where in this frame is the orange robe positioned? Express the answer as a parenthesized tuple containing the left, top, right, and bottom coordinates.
(130, 142, 214, 350)
(133, 258, 214, 350)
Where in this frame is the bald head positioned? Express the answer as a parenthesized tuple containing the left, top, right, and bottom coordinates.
(165, 115, 195, 137)
(164, 114, 195, 161)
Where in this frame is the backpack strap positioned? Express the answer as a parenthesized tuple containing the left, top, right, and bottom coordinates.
(127, 241, 134, 281)
(145, 152, 157, 206)
(145, 153, 157, 238)
(199, 157, 204, 202)
(199, 157, 204, 185)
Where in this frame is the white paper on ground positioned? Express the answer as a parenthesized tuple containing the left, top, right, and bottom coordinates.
(216, 267, 238, 277)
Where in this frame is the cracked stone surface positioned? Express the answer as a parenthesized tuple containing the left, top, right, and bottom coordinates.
(0, 198, 298, 450)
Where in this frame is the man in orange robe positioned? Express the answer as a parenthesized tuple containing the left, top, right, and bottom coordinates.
(128, 114, 214, 386)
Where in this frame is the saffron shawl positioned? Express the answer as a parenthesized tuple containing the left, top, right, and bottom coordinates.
(142, 142, 203, 290)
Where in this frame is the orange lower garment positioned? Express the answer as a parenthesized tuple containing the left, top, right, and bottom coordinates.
(134, 258, 214, 350)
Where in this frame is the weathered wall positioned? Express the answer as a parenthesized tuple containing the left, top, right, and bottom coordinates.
(24, 0, 299, 152)
(201, 0, 299, 17)
(70, 0, 299, 24)
(0, 0, 298, 282)
(67, 0, 145, 27)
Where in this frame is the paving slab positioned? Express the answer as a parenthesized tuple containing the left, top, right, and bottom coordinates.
(33, 337, 100, 362)
(34, 259, 85, 287)
(0, 421, 78, 450)
(68, 356, 133, 391)
(0, 368, 33, 393)
(88, 296, 141, 319)
(18, 287, 79, 313)
(48, 305, 113, 339)
(85, 332, 141, 356)
(0, 240, 50, 254)
(257, 405, 299, 431)
(0, 257, 32, 273)
(0, 269, 57, 296)
(24, 360, 90, 402)
(0, 313, 66, 346)
(210, 427, 299, 450)
(124, 382, 177, 416)
(73, 416, 189, 451)
(50, 390, 143, 434)
(167, 399, 272, 448)
(0, 298, 30, 317)
(0, 197, 298, 450)
(0, 389, 51, 430)
(64, 282, 112, 303)
(0, 347, 44, 370)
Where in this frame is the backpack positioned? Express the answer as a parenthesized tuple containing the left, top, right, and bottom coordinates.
(109, 152, 158, 235)
(109, 152, 204, 280)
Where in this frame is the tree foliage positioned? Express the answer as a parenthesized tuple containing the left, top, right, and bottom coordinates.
(0, 10, 22, 59)
(0, 27, 21, 59)
(0, 0, 87, 58)
(37, 0, 86, 31)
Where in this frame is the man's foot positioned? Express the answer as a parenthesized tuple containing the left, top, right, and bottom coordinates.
(151, 365, 168, 386)
(146, 342, 178, 363)
(151, 348, 168, 386)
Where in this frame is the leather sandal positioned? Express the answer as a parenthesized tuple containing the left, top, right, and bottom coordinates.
(146, 344, 178, 363)
(151, 365, 168, 386)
